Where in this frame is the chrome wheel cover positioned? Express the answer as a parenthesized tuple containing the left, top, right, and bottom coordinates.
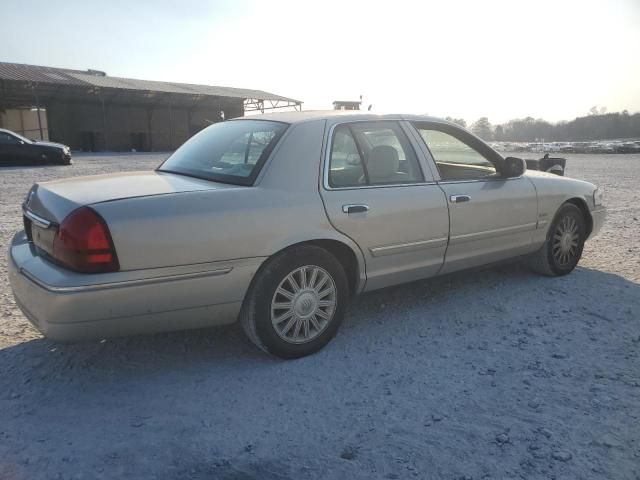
(271, 265, 337, 344)
(552, 215, 580, 266)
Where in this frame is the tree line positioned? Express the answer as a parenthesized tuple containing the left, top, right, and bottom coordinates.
(445, 110, 640, 142)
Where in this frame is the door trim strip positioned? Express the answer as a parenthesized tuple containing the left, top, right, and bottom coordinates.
(20, 267, 233, 293)
(449, 222, 537, 245)
(370, 237, 448, 257)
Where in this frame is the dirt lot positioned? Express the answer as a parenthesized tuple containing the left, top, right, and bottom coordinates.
(0, 153, 638, 480)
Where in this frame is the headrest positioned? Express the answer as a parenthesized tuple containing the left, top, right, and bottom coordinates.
(367, 145, 399, 181)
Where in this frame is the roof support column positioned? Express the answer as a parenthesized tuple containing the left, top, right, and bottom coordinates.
(146, 107, 153, 152)
(100, 93, 109, 151)
(168, 103, 174, 150)
(19, 108, 25, 134)
(33, 88, 44, 141)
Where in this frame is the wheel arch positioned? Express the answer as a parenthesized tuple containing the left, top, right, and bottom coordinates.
(302, 239, 361, 296)
(564, 197, 593, 237)
(245, 238, 365, 306)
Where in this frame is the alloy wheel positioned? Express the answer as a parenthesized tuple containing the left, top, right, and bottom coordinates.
(271, 265, 337, 344)
(552, 215, 580, 266)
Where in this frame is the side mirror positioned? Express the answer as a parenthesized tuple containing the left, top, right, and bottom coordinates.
(18, 140, 25, 145)
(502, 156, 526, 178)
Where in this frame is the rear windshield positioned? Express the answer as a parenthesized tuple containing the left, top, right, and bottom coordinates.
(158, 120, 288, 185)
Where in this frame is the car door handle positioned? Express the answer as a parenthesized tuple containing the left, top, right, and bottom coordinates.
(449, 194, 471, 203)
(342, 204, 369, 214)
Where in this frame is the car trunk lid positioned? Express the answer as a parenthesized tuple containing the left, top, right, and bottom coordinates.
(25, 170, 235, 220)
(22, 171, 237, 259)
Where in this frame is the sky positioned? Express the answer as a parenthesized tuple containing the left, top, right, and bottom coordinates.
(1, 0, 639, 124)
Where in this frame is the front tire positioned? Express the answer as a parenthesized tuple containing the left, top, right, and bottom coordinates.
(240, 245, 348, 359)
(529, 203, 586, 276)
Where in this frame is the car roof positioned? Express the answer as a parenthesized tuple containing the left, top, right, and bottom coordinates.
(235, 110, 456, 126)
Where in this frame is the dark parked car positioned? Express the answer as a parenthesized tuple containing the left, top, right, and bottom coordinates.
(0, 128, 72, 166)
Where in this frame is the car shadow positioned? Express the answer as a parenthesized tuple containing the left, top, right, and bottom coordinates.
(0, 164, 62, 170)
(0, 263, 637, 380)
(0, 264, 638, 478)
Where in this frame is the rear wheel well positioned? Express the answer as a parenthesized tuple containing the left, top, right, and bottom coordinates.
(258, 240, 360, 297)
(565, 198, 592, 237)
(302, 240, 360, 296)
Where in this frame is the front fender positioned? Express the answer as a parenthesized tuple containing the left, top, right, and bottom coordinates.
(525, 171, 599, 243)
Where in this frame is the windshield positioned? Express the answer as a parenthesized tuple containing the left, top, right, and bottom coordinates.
(158, 120, 288, 185)
(4, 131, 32, 143)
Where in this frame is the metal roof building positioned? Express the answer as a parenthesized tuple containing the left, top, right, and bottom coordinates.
(333, 100, 362, 111)
(0, 62, 301, 151)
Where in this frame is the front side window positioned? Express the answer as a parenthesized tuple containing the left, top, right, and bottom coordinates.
(158, 120, 287, 185)
(328, 121, 423, 188)
(416, 128, 498, 181)
(0, 132, 19, 145)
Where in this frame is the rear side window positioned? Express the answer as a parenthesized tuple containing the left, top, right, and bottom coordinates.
(0, 132, 19, 144)
(159, 120, 287, 185)
(328, 122, 423, 188)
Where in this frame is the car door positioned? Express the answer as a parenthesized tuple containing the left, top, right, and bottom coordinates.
(0, 132, 19, 164)
(0, 132, 29, 165)
(410, 122, 538, 274)
(320, 120, 449, 291)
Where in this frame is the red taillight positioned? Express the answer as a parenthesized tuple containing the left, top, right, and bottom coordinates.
(53, 207, 119, 273)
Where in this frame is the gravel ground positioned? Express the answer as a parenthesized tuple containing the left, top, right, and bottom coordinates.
(0, 153, 638, 480)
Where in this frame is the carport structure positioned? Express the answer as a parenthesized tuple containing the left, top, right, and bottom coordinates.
(0, 62, 302, 152)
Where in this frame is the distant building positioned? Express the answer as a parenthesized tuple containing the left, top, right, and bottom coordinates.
(0, 62, 302, 151)
(0, 107, 48, 141)
(333, 100, 361, 111)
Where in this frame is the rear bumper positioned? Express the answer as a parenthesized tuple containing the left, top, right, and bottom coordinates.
(8, 231, 264, 342)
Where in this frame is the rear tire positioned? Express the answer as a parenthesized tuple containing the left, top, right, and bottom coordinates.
(529, 203, 586, 276)
(240, 245, 348, 359)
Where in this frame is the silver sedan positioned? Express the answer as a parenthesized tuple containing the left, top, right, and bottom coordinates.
(8, 112, 606, 358)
